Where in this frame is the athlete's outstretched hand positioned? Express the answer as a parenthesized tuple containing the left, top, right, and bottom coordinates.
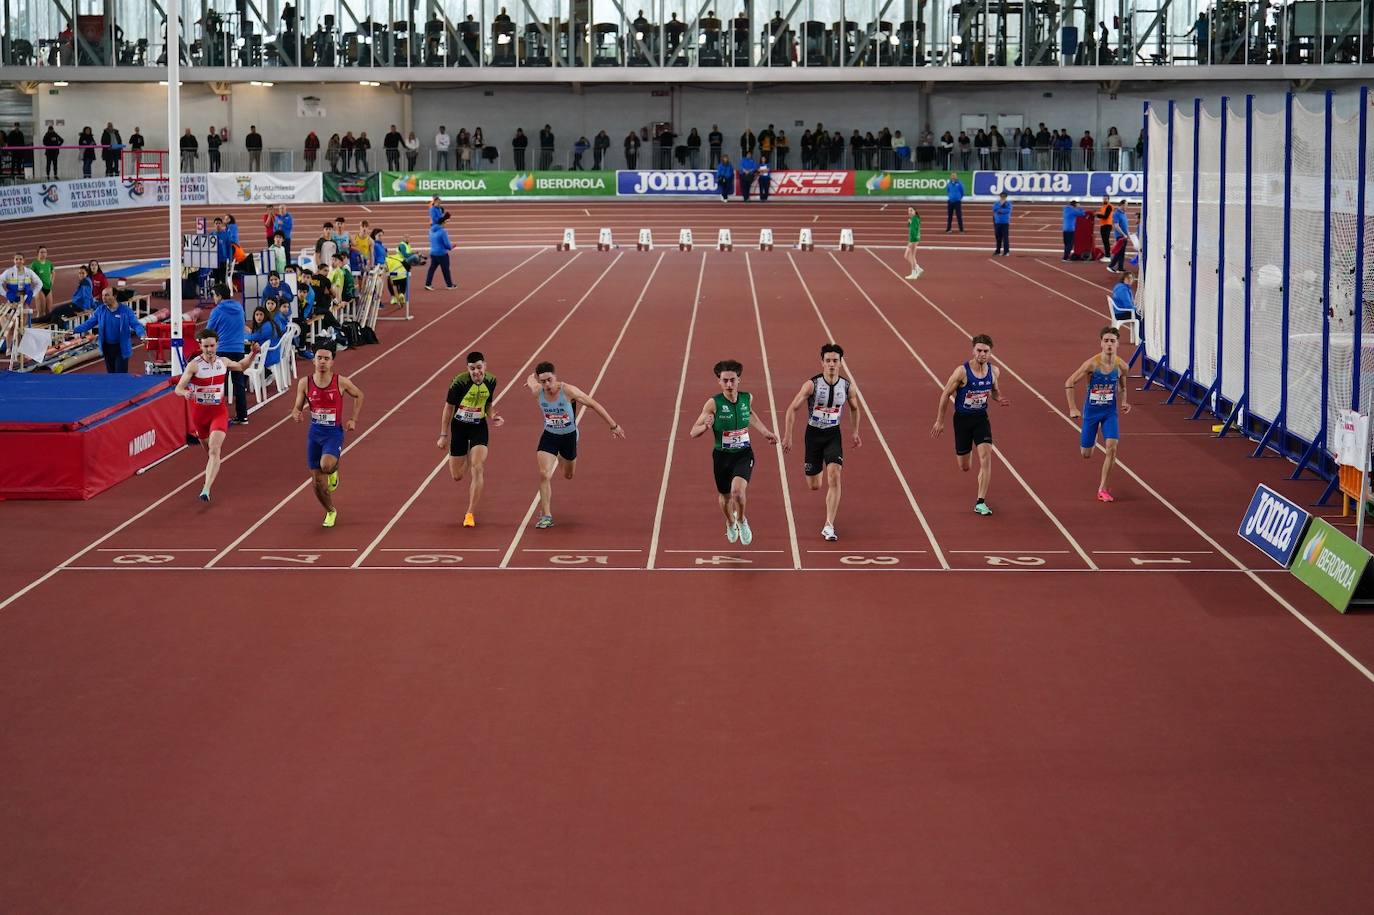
(491, 415, 505, 427)
(436, 432, 450, 448)
(346, 419, 357, 431)
(1121, 403, 1132, 415)
(929, 420, 944, 439)
(1068, 407, 1082, 421)
(851, 429, 862, 448)
(610, 424, 627, 439)
(762, 429, 779, 445)
(781, 438, 793, 454)
(291, 408, 304, 423)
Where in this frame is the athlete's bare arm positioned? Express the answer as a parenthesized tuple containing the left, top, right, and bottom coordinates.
(930, 366, 965, 437)
(688, 398, 716, 438)
(338, 374, 364, 431)
(291, 376, 309, 422)
(781, 380, 814, 453)
(1064, 358, 1095, 419)
(221, 343, 260, 374)
(748, 409, 779, 445)
(437, 401, 455, 447)
(1116, 357, 1132, 413)
(847, 384, 864, 448)
(990, 365, 1010, 407)
(173, 359, 199, 398)
(566, 383, 624, 437)
(525, 373, 540, 395)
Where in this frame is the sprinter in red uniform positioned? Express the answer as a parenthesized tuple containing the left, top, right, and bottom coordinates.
(291, 341, 364, 527)
(174, 329, 259, 503)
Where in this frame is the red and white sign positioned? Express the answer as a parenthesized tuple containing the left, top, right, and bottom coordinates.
(767, 170, 856, 197)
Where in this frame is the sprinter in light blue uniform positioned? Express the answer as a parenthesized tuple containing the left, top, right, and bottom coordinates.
(1066, 325, 1132, 502)
(932, 334, 1009, 515)
(526, 360, 625, 529)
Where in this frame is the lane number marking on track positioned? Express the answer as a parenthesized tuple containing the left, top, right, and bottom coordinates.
(403, 553, 464, 564)
(694, 555, 753, 565)
(111, 553, 176, 564)
(984, 555, 1047, 567)
(838, 555, 901, 565)
(1128, 556, 1193, 566)
(549, 554, 610, 565)
(260, 553, 322, 564)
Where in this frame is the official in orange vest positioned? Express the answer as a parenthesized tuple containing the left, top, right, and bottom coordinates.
(1096, 196, 1115, 262)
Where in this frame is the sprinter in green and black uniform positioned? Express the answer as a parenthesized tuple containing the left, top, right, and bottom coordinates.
(689, 359, 779, 546)
(438, 350, 503, 528)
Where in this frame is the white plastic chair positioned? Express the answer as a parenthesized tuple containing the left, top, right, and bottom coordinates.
(273, 323, 300, 392)
(1106, 295, 1140, 344)
(243, 341, 273, 402)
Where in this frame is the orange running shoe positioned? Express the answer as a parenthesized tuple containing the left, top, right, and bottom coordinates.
(463, 512, 476, 527)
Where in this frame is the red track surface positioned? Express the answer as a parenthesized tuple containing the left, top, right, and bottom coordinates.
(3, 202, 1374, 913)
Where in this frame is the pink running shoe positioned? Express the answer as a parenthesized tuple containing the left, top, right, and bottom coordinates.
(1097, 489, 1115, 503)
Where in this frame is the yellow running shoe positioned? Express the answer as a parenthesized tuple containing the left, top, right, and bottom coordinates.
(328, 470, 339, 492)
(322, 509, 337, 528)
(463, 512, 476, 528)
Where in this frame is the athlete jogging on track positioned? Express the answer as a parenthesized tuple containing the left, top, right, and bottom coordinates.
(1066, 325, 1132, 502)
(291, 342, 364, 528)
(438, 351, 503, 528)
(173, 329, 259, 503)
(524, 361, 625, 529)
(689, 359, 779, 546)
(782, 343, 863, 541)
(903, 206, 923, 280)
(931, 334, 1010, 515)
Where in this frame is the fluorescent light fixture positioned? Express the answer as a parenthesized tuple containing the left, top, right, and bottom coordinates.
(158, 80, 184, 86)
(250, 80, 275, 87)
(53, 81, 69, 87)
(359, 80, 381, 87)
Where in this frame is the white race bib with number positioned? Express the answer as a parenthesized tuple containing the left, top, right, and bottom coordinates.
(456, 405, 483, 424)
(1089, 383, 1115, 406)
(722, 428, 751, 451)
(810, 406, 841, 429)
(193, 389, 222, 405)
(310, 410, 337, 426)
(962, 389, 989, 410)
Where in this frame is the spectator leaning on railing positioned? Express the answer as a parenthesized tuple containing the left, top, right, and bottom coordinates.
(245, 125, 264, 170)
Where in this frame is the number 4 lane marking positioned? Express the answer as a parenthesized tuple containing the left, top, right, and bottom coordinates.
(694, 555, 753, 565)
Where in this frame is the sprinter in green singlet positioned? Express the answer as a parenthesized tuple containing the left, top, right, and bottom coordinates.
(689, 359, 779, 546)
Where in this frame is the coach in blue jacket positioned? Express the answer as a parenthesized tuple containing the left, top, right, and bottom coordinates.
(74, 288, 146, 373)
(945, 172, 965, 232)
(991, 192, 1012, 255)
(425, 221, 454, 289)
(715, 155, 735, 202)
(205, 284, 251, 423)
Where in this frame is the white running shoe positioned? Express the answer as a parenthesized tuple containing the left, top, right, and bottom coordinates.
(913, 265, 924, 280)
(821, 524, 837, 542)
(739, 518, 753, 546)
(906, 272, 919, 279)
(726, 520, 739, 543)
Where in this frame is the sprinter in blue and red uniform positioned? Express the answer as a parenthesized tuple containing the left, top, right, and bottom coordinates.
(1066, 325, 1132, 502)
(932, 334, 1010, 515)
(292, 342, 365, 527)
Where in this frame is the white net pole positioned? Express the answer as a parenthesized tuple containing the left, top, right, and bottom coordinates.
(167, 12, 183, 374)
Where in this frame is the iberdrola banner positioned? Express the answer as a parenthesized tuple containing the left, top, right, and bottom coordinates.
(381, 171, 616, 200)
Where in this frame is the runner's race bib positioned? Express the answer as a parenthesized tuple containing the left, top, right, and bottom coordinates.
(962, 389, 989, 410)
(543, 411, 571, 428)
(310, 409, 337, 426)
(193, 389, 222, 406)
(1089, 383, 1115, 406)
(810, 406, 841, 429)
(455, 405, 483, 424)
(722, 428, 751, 450)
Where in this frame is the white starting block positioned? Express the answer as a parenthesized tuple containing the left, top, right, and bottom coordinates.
(717, 228, 733, 251)
(797, 228, 814, 251)
(758, 228, 774, 251)
(597, 228, 614, 251)
(558, 228, 576, 251)
(637, 228, 654, 251)
(678, 228, 693, 251)
(839, 228, 855, 251)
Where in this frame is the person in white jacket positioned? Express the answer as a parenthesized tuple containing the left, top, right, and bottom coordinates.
(434, 126, 452, 170)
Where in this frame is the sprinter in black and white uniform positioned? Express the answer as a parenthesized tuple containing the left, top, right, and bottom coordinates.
(783, 343, 863, 541)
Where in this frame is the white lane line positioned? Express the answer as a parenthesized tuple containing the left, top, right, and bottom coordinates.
(745, 252, 802, 569)
(948, 549, 1073, 553)
(359, 205, 373, 213)
(93, 547, 216, 552)
(0, 250, 547, 612)
(989, 258, 1110, 319)
(786, 252, 950, 570)
(646, 253, 709, 570)
(865, 247, 1374, 686)
(835, 251, 1098, 571)
(376, 547, 501, 552)
(806, 549, 928, 554)
(1093, 550, 1215, 554)
(662, 549, 786, 553)
(351, 253, 627, 570)
(206, 253, 586, 570)
(499, 252, 665, 568)
(1033, 257, 1118, 292)
(520, 548, 643, 553)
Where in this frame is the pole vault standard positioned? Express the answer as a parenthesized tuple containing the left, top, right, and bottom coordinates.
(167, 11, 184, 375)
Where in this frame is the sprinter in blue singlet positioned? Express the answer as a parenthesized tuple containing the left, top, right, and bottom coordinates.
(525, 360, 625, 528)
(932, 334, 1009, 515)
(1066, 325, 1132, 502)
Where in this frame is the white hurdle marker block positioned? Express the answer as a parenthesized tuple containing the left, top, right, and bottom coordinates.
(637, 228, 654, 251)
(557, 228, 576, 251)
(758, 228, 774, 251)
(678, 228, 693, 251)
(717, 228, 733, 251)
(838, 228, 855, 252)
(797, 228, 814, 251)
(597, 227, 614, 251)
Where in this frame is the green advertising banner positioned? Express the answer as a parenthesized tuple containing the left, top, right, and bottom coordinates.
(855, 170, 972, 197)
(381, 171, 616, 200)
(324, 172, 379, 203)
(1290, 518, 1373, 612)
